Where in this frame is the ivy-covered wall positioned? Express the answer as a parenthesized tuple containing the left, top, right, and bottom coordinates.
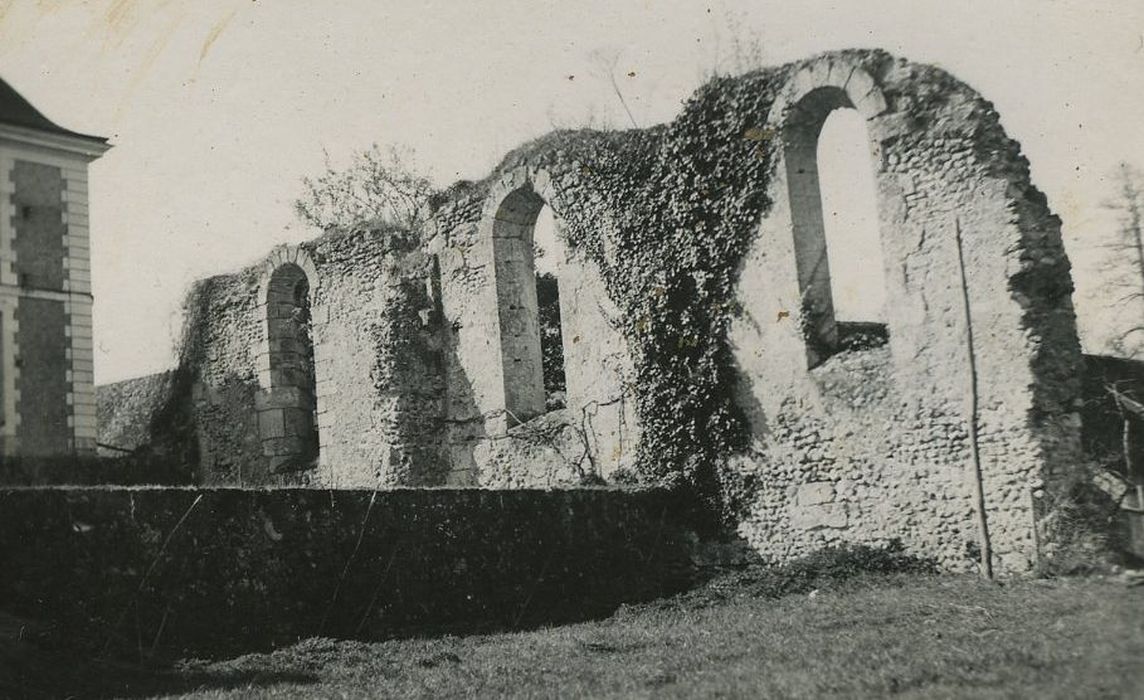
(423, 50, 1083, 573)
(106, 49, 1086, 573)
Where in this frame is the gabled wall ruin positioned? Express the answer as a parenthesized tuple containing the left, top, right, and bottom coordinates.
(114, 50, 1084, 573)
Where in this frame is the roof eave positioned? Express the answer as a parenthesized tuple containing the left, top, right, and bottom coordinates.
(0, 122, 111, 161)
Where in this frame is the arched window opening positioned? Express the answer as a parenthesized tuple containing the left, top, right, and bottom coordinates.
(262, 263, 319, 471)
(785, 88, 889, 368)
(492, 186, 568, 424)
(820, 108, 888, 350)
(534, 204, 568, 411)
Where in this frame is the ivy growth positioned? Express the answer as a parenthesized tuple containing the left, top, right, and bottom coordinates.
(453, 69, 792, 521)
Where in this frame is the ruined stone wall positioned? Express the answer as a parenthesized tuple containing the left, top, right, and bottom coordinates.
(177, 143, 647, 490)
(126, 49, 1088, 572)
(428, 150, 646, 487)
(424, 51, 1082, 571)
(177, 228, 445, 487)
(726, 53, 1082, 572)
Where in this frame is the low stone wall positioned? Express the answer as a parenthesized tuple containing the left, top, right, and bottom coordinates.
(0, 487, 697, 658)
(96, 371, 177, 456)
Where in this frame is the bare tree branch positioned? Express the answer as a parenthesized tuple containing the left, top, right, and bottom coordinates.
(1098, 162, 1144, 358)
(589, 49, 638, 129)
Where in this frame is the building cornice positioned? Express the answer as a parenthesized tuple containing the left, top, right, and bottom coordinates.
(0, 123, 111, 161)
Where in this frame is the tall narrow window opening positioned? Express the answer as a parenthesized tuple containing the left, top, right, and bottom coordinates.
(784, 88, 889, 368)
(491, 186, 568, 423)
(534, 204, 567, 410)
(262, 263, 319, 471)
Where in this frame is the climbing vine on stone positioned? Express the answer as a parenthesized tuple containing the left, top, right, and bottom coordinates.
(449, 70, 788, 521)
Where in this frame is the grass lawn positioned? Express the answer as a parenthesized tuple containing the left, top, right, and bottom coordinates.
(8, 571, 1139, 699)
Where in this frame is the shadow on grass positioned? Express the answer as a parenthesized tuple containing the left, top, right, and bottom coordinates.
(1, 642, 316, 699)
(628, 538, 939, 614)
(0, 540, 941, 698)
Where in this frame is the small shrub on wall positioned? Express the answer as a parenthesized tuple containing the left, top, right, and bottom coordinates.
(294, 144, 435, 234)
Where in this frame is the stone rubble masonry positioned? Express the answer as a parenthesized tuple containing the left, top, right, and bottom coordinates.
(0, 486, 698, 657)
(95, 370, 177, 456)
(102, 50, 1087, 573)
(167, 230, 447, 487)
(727, 53, 1081, 573)
(430, 164, 640, 487)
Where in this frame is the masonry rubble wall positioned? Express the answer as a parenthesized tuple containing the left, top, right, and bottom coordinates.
(172, 228, 446, 487)
(428, 156, 644, 487)
(0, 486, 697, 658)
(95, 370, 177, 455)
(726, 52, 1083, 573)
(99, 49, 1090, 572)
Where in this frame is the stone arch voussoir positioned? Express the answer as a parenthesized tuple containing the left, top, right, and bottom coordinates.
(766, 55, 890, 132)
(254, 245, 321, 394)
(480, 165, 564, 227)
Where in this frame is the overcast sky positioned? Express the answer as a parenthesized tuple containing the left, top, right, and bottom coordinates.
(1, 0, 1141, 383)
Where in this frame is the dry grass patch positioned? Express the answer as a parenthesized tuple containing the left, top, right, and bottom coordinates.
(4, 551, 1142, 699)
(153, 574, 1144, 699)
